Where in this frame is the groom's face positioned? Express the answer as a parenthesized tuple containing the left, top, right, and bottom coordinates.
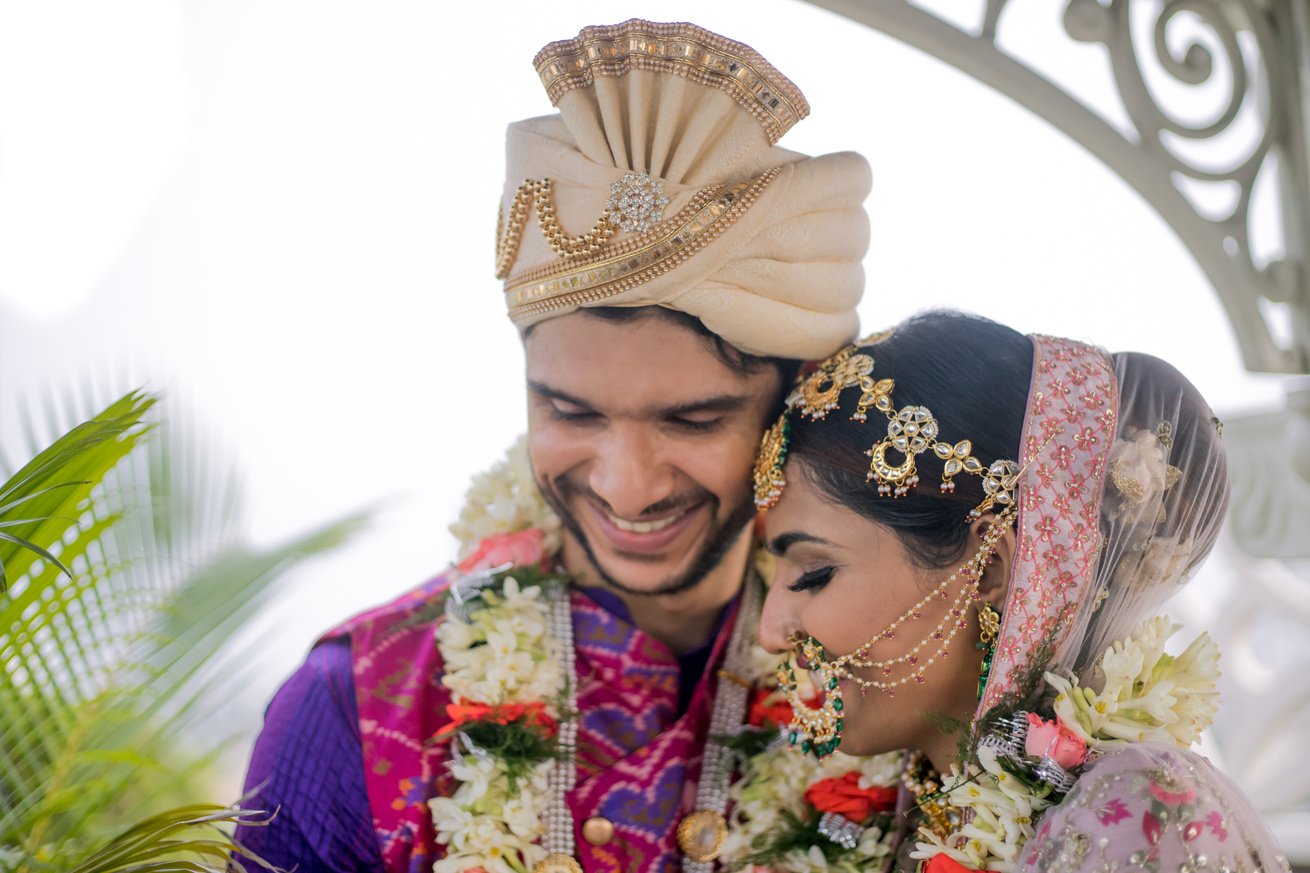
(525, 311, 780, 597)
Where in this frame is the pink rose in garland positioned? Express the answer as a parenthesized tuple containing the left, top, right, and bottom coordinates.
(457, 528, 547, 573)
(1024, 713, 1089, 769)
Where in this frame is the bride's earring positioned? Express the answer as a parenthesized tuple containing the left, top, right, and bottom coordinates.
(976, 603, 1001, 701)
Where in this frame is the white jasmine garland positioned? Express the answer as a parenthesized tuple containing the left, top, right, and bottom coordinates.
(438, 577, 561, 706)
(721, 647, 902, 872)
(722, 740, 901, 872)
(431, 756, 552, 873)
(437, 441, 906, 871)
(431, 574, 562, 872)
(912, 616, 1223, 873)
(912, 746, 1053, 872)
(437, 584, 904, 872)
(449, 435, 562, 559)
(723, 744, 814, 855)
(1046, 616, 1220, 748)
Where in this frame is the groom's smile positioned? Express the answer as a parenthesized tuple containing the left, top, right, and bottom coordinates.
(524, 310, 782, 599)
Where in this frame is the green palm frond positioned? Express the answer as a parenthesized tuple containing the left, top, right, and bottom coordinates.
(64, 804, 272, 873)
(0, 389, 365, 870)
(0, 390, 155, 590)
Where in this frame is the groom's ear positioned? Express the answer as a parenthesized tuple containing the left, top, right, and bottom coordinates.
(972, 514, 1015, 609)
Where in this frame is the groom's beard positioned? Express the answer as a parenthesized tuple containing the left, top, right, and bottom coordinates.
(539, 474, 756, 598)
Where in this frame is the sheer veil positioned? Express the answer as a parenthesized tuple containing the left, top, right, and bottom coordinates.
(1061, 351, 1229, 683)
(978, 339, 1231, 707)
(976, 337, 1286, 871)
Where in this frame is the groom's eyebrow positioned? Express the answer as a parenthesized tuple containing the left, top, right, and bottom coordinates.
(528, 380, 590, 407)
(660, 394, 753, 417)
(527, 380, 753, 418)
(767, 531, 831, 556)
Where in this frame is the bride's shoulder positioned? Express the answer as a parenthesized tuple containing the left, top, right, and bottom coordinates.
(1015, 743, 1289, 872)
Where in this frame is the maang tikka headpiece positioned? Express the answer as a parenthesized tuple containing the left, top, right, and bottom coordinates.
(753, 329, 1021, 518)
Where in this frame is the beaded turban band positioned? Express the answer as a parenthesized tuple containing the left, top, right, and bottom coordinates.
(498, 19, 872, 359)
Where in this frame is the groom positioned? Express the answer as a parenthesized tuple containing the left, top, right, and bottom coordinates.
(236, 19, 870, 872)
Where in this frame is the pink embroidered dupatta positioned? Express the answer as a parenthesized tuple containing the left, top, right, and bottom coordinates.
(966, 336, 1287, 871)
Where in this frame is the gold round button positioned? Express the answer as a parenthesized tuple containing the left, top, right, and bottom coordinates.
(582, 815, 615, 846)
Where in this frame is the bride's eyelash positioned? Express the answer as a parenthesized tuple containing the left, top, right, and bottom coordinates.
(788, 567, 835, 593)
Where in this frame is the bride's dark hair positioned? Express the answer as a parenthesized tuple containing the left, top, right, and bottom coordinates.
(786, 311, 1033, 569)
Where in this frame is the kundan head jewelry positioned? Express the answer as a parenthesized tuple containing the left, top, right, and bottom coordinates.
(753, 331, 1021, 516)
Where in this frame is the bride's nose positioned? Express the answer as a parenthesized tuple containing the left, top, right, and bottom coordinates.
(757, 584, 800, 654)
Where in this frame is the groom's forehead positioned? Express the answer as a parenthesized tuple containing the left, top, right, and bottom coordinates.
(522, 310, 747, 380)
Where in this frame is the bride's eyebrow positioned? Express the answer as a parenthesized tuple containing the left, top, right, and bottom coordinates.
(766, 531, 832, 557)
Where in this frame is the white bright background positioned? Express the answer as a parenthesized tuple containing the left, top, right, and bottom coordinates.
(0, 0, 1288, 800)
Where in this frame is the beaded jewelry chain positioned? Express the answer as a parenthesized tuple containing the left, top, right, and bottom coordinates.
(678, 576, 763, 871)
(495, 172, 672, 279)
(779, 508, 1015, 757)
(841, 510, 1013, 693)
(901, 750, 960, 841)
(495, 178, 618, 278)
(538, 580, 580, 870)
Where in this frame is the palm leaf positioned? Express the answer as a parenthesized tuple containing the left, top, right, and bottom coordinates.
(64, 804, 278, 873)
(0, 388, 364, 869)
(0, 390, 155, 590)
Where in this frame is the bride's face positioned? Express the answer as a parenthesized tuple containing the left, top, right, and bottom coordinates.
(758, 464, 1005, 763)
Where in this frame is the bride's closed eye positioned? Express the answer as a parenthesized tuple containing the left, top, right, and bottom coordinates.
(787, 567, 836, 593)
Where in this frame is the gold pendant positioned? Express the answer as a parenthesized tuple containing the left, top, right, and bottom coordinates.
(677, 809, 727, 862)
(532, 853, 583, 873)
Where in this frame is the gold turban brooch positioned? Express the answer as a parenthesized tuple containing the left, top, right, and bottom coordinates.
(497, 19, 872, 359)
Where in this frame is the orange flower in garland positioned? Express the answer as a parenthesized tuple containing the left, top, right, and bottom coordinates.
(804, 772, 898, 824)
(437, 700, 558, 738)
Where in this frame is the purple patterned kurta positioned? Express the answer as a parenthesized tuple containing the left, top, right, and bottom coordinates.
(237, 569, 741, 872)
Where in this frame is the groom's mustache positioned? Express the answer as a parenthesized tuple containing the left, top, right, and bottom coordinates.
(551, 475, 715, 519)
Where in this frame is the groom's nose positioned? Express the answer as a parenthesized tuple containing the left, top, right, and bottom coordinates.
(586, 424, 676, 519)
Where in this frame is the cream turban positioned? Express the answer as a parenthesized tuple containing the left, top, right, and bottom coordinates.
(497, 19, 871, 359)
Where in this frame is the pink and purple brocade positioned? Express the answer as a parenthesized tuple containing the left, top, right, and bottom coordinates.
(235, 575, 736, 872)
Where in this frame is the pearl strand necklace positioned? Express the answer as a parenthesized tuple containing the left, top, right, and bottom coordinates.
(537, 579, 580, 871)
(534, 574, 763, 872)
(679, 574, 763, 872)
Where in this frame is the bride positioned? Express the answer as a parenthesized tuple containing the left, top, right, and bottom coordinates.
(753, 311, 1289, 871)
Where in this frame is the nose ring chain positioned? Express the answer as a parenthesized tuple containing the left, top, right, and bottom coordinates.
(777, 509, 1014, 757)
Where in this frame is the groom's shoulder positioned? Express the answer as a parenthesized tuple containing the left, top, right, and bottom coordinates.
(320, 567, 456, 648)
